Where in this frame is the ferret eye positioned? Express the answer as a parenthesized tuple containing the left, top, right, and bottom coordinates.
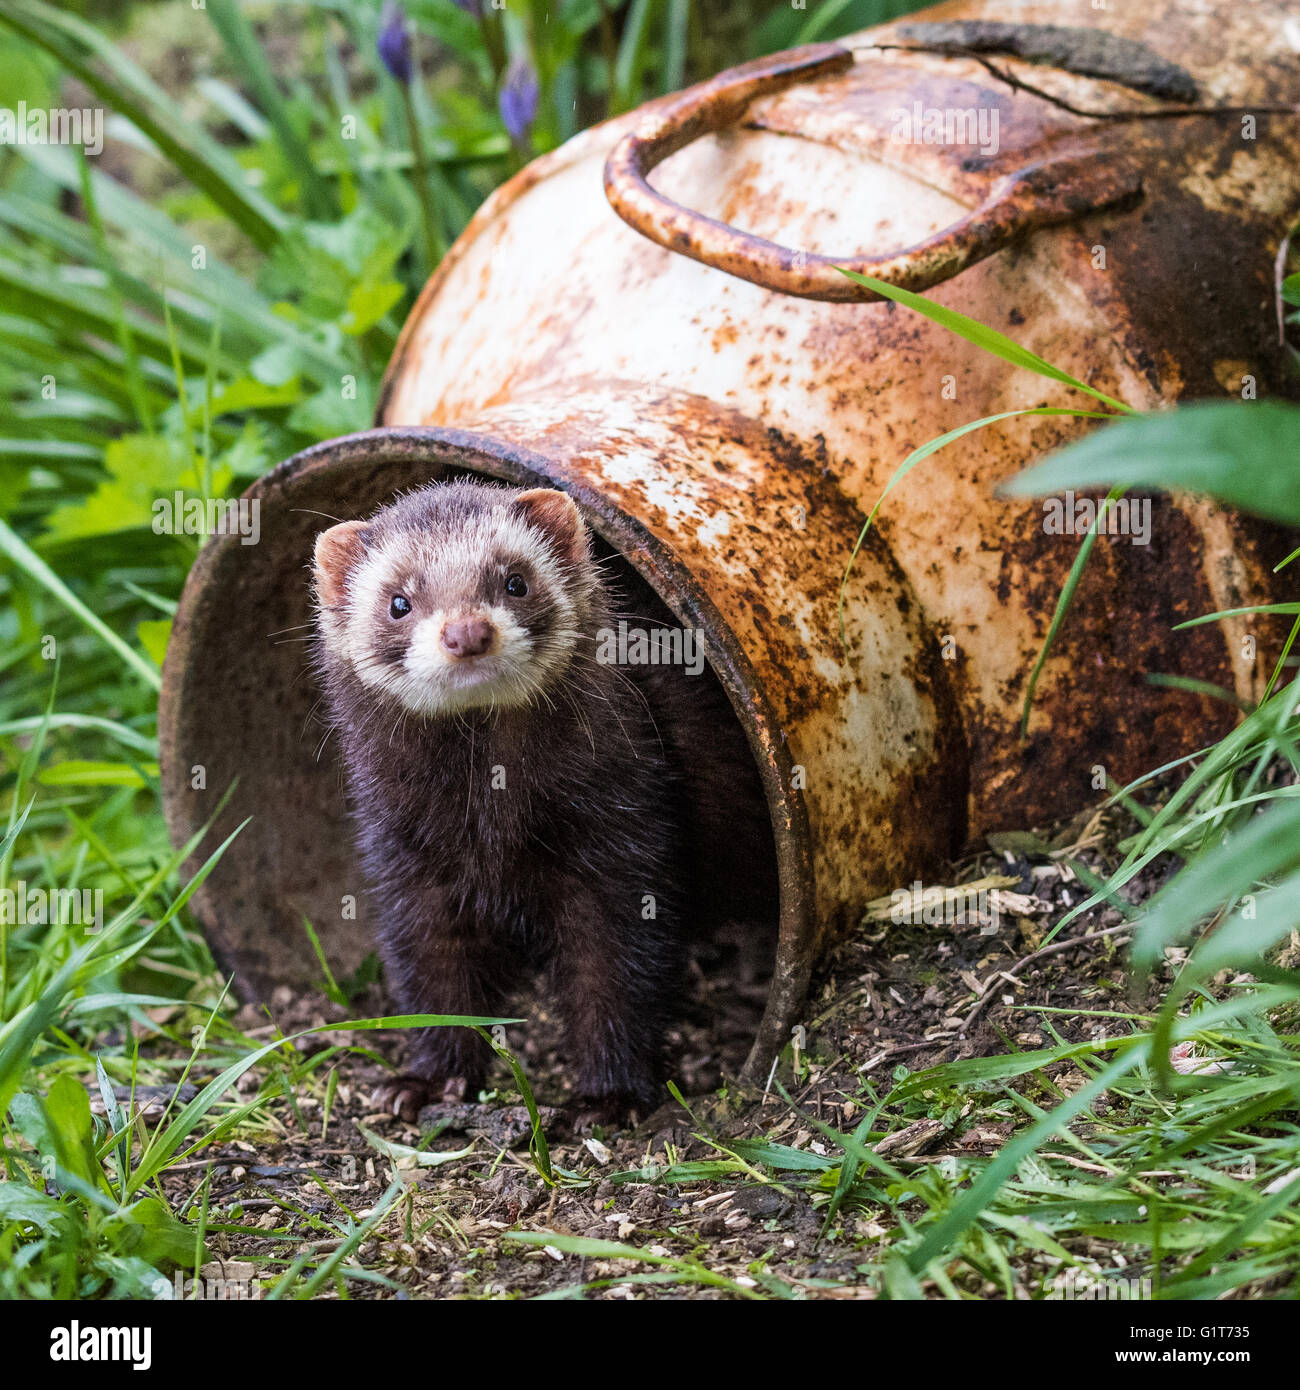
(505, 573, 528, 598)
(389, 595, 412, 619)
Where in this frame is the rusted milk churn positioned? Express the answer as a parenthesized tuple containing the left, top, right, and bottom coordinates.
(161, 0, 1300, 1079)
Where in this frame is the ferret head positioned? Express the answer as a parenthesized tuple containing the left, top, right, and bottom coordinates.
(313, 481, 598, 717)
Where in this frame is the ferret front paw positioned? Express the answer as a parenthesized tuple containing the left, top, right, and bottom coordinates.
(372, 1072, 468, 1122)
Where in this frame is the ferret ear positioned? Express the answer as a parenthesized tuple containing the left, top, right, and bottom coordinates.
(313, 521, 369, 607)
(513, 488, 588, 567)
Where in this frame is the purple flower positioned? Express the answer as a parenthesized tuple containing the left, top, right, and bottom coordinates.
(450, 0, 483, 16)
(377, 1, 413, 85)
(499, 55, 538, 145)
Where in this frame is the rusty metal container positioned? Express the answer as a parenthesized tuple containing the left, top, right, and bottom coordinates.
(160, 0, 1300, 1080)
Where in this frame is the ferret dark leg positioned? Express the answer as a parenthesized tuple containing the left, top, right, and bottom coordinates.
(373, 910, 513, 1122)
(548, 879, 682, 1125)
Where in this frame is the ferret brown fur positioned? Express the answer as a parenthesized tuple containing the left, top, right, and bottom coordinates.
(312, 479, 775, 1125)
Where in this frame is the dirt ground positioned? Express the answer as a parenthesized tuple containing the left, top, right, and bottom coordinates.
(149, 801, 1171, 1300)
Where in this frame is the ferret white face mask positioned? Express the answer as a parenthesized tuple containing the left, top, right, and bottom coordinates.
(313, 484, 596, 717)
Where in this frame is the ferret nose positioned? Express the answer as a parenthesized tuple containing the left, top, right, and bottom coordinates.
(440, 618, 495, 659)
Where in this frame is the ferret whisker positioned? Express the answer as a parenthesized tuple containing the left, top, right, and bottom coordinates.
(313, 721, 338, 761)
(299, 693, 328, 743)
(566, 650, 664, 748)
(552, 677, 597, 757)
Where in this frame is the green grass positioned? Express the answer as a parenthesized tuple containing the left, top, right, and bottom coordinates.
(2, 0, 1300, 1300)
(574, 1013, 1300, 1300)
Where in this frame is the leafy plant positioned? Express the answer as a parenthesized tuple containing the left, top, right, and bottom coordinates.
(825, 262, 1300, 1297)
(1, 0, 928, 1301)
(9, 0, 1297, 1303)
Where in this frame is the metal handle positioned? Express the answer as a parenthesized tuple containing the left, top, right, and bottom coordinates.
(603, 44, 1142, 302)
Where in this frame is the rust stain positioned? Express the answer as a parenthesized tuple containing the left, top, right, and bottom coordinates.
(603, 41, 1143, 302)
(164, 0, 1300, 1086)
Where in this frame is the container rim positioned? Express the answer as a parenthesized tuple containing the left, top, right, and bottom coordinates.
(162, 424, 817, 1086)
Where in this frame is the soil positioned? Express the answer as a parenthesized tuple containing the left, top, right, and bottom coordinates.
(143, 800, 1180, 1301)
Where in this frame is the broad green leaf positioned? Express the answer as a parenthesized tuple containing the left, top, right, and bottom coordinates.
(1002, 401, 1300, 523)
(726, 1140, 836, 1171)
(6, 1091, 52, 1155)
(343, 279, 404, 336)
(101, 1195, 200, 1268)
(43, 434, 193, 542)
(882, 1255, 926, 1300)
(1130, 798, 1300, 975)
(91, 1252, 176, 1300)
(207, 377, 301, 418)
(287, 384, 372, 438)
(43, 1074, 103, 1194)
(0, 1180, 74, 1235)
(136, 619, 171, 668)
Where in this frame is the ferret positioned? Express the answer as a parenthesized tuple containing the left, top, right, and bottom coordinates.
(312, 478, 776, 1125)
